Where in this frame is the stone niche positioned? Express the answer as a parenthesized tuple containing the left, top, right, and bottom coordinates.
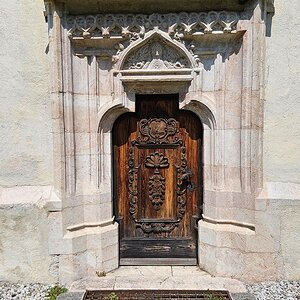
(45, 0, 278, 285)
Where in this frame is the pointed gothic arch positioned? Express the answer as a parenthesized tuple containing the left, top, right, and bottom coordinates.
(115, 30, 197, 71)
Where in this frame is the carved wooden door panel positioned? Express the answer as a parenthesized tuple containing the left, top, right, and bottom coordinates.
(113, 94, 202, 265)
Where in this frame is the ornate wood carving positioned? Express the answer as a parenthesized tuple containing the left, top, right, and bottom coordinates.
(128, 118, 189, 234)
(128, 147, 138, 220)
(176, 145, 188, 220)
(148, 171, 166, 211)
(145, 152, 169, 169)
(136, 222, 178, 234)
(136, 118, 179, 144)
(145, 152, 169, 210)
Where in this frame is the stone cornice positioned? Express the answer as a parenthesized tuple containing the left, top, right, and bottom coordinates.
(66, 11, 247, 63)
(66, 11, 241, 41)
(54, 0, 251, 15)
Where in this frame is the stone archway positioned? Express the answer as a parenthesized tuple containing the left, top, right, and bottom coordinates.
(45, 3, 271, 284)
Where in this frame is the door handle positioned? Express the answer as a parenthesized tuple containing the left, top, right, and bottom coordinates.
(180, 169, 196, 192)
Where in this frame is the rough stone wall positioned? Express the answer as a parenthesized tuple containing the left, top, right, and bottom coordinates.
(0, 188, 57, 283)
(0, 0, 56, 283)
(263, 0, 300, 280)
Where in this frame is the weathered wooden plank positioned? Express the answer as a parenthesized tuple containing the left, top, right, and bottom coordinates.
(120, 258, 197, 266)
(120, 239, 197, 259)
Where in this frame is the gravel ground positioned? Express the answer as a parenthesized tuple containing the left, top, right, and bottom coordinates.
(247, 281, 300, 300)
(1, 281, 300, 299)
(0, 282, 53, 300)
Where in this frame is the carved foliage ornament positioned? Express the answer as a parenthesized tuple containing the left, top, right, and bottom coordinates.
(66, 11, 240, 63)
(128, 118, 189, 234)
(145, 152, 169, 169)
(146, 152, 169, 210)
(136, 118, 179, 144)
(66, 11, 239, 40)
(123, 39, 190, 70)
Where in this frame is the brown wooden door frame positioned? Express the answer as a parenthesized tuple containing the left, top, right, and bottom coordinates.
(113, 94, 203, 265)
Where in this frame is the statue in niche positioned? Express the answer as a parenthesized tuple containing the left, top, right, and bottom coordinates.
(122, 38, 190, 70)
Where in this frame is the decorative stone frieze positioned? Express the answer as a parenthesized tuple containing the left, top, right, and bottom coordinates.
(66, 11, 240, 40)
(66, 11, 242, 62)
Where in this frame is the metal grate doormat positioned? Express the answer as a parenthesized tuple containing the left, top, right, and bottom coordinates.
(84, 290, 233, 300)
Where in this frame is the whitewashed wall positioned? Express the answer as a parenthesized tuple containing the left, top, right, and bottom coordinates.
(0, 0, 56, 283)
(265, 1, 300, 184)
(262, 0, 300, 279)
(0, 0, 53, 186)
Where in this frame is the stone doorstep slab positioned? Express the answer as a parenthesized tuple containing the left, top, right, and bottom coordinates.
(70, 267, 247, 293)
(57, 291, 256, 300)
(67, 267, 250, 298)
(71, 277, 247, 294)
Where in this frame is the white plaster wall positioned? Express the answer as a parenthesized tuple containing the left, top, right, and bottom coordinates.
(0, 0, 53, 186)
(263, 0, 300, 280)
(0, 0, 55, 284)
(264, 1, 300, 184)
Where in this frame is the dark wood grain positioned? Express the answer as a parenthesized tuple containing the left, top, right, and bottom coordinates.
(113, 94, 203, 263)
(120, 239, 197, 258)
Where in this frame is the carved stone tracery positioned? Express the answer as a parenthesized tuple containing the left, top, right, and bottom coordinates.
(123, 39, 190, 70)
(66, 11, 241, 63)
(67, 11, 239, 40)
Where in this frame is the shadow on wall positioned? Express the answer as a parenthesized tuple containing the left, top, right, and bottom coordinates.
(194, 32, 245, 71)
(259, 0, 275, 37)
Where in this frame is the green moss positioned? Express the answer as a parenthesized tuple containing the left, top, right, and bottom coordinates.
(108, 292, 119, 300)
(206, 292, 225, 300)
(46, 285, 68, 300)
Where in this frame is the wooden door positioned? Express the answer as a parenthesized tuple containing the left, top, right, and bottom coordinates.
(113, 94, 202, 265)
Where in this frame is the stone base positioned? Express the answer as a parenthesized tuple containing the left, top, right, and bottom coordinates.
(0, 186, 59, 284)
(199, 182, 300, 282)
(57, 223, 119, 286)
(198, 219, 281, 282)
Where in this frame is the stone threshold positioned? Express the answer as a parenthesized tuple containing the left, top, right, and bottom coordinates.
(60, 266, 255, 299)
